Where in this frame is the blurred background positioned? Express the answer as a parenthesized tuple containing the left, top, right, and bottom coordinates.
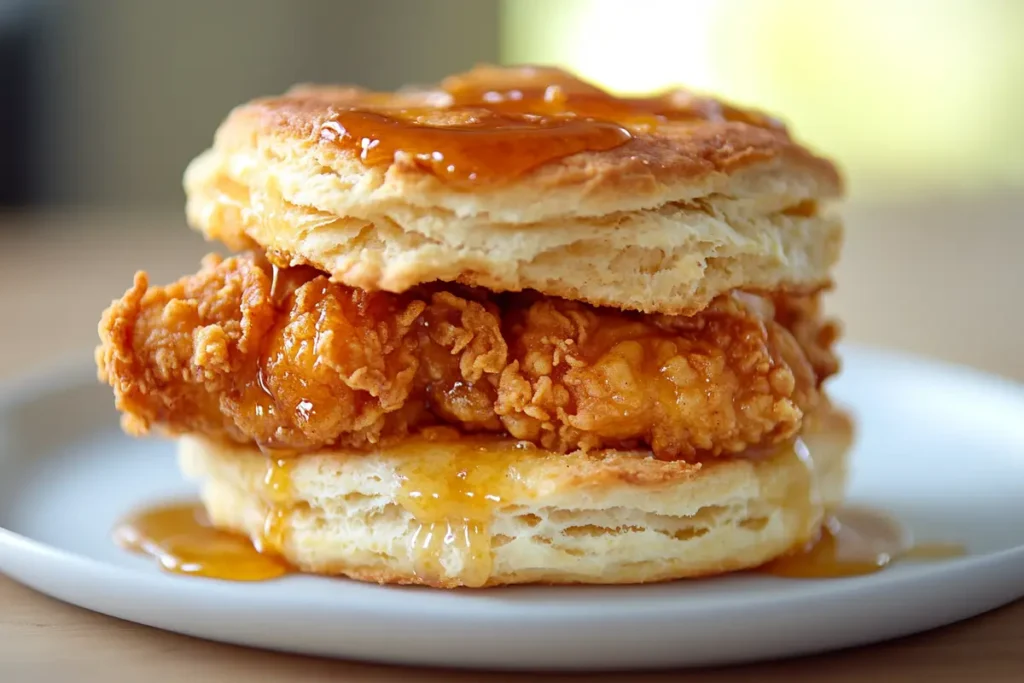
(0, 0, 1021, 379)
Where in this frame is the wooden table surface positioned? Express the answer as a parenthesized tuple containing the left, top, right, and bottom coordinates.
(0, 203, 1022, 681)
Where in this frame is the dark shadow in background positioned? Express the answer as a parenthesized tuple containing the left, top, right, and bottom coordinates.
(0, 0, 48, 207)
(0, 0, 501, 211)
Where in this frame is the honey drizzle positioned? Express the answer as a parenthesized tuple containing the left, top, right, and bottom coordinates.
(767, 436, 823, 553)
(242, 263, 325, 452)
(442, 71, 780, 128)
(393, 436, 534, 587)
(269, 263, 321, 308)
(317, 110, 631, 185)
(301, 65, 783, 185)
(257, 453, 295, 556)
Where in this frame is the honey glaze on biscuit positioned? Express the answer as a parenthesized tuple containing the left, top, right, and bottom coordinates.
(112, 435, 539, 585)
(256, 452, 296, 555)
(441, 65, 783, 130)
(391, 434, 537, 588)
(317, 111, 630, 185)
(307, 65, 781, 185)
(113, 419, 963, 583)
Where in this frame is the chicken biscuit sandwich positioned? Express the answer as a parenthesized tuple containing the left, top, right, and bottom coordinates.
(97, 66, 850, 587)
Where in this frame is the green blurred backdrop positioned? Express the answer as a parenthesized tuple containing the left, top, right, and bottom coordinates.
(503, 0, 1024, 201)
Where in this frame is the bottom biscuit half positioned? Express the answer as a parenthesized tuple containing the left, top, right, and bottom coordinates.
(178, 408, 851, 588)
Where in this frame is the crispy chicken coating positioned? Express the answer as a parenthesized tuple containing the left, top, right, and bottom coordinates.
(495, 294, 817, 456)
(97, 253, 833, 460)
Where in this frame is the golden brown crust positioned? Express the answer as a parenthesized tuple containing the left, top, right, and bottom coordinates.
(184, 65, 843, 314)
(219, 86, 840, 199)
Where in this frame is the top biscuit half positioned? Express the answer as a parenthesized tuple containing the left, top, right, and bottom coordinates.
(184, 65, 843, 314)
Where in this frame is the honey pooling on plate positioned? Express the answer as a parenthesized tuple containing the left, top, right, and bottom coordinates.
(759, 508, 906, 578)
(758, 414, 966, 578)
(113, 450, 301, 582)
(113, 503, 291, 581)
(745, 438, 908, 580)
(759, 508, 966, 579)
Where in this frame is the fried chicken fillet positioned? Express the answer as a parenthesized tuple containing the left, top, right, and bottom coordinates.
(97, 253, 837, 460)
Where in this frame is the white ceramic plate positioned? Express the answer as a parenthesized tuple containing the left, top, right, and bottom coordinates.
(1, 346, 1023, 671)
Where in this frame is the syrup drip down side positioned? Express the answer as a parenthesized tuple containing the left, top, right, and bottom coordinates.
(391, 438, 535, 587)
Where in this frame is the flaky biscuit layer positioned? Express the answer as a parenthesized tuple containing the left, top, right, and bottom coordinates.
(184, 66, 842, 314)
(179, 406, 851, 587)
